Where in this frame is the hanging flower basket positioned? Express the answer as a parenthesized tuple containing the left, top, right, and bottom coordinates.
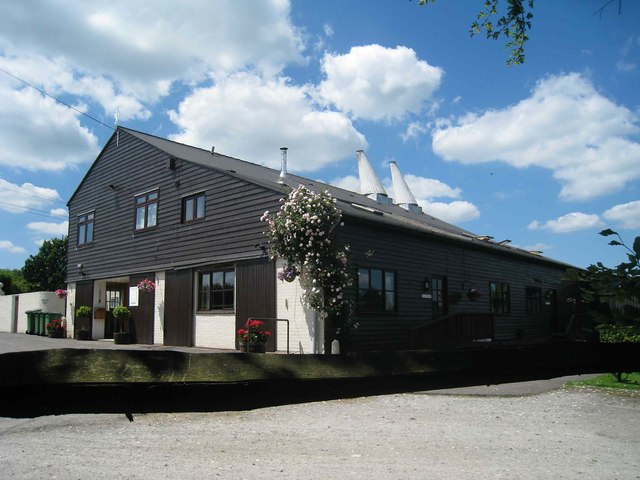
(55, 289, 68, 298)
(467, 288, 481, 301)
(137, 279, 156, 292)
(277, 264, 299, 283)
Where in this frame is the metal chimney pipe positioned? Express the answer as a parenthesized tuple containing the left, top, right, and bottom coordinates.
(279, 147, 288, 181)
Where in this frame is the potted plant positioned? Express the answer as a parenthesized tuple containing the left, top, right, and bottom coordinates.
(75, 305, 92, 341)
(112, 305, 131, 344)
(46, 318, 66, 338)
(237, 319, 271, 353)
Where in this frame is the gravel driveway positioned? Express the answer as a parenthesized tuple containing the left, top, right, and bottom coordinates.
(1, 387, 638, 479)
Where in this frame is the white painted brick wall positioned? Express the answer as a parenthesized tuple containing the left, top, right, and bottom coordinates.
(195, 313, 236, 349)
(153, 271, 165, 345)
(275, 259, 321, 354)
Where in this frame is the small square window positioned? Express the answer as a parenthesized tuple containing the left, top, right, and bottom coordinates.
(357, 267, 396, 313)
(182, 193, 206, 223)
(198, 269, 234, 311)
(490, 282, 510, 314)
(77, 211, 95, 245)
(134, 191, 159, 230)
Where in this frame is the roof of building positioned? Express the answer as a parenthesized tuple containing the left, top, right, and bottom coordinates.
(96, 127, 574, 268)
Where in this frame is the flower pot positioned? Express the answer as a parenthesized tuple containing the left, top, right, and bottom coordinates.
(114, 332, 129, 345)
(76, 330, 91, 341)
(238, 342, 266, 353)
(248, 342, 266, 353)
(48, 330, 65, 339)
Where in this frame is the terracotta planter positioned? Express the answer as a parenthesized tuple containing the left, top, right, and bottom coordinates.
(238, 342, 266, 353)
(114, 332, 129, 345)
(76, 330, 91, 341)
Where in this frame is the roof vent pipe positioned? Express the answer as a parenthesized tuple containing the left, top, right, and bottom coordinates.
(389, 161, 422, 213)
(356, 150, 391, 204)
(279, 147, 288, 182)
(211, 146, 215, 155)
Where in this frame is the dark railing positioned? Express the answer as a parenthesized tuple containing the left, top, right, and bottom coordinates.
(563, 313, 597, 342)
(409, 313, 494, 348)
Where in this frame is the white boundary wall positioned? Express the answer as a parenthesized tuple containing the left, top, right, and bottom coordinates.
(0, 292, 66, 335)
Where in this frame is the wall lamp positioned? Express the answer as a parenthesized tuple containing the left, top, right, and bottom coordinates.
(78, 263, 85, 276)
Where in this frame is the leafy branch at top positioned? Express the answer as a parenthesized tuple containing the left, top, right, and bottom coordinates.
(470, 0, 534, 66)
(419, 0, 534, 66)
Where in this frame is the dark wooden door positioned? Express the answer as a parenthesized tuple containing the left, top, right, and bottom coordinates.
(164, 269, 194, 346)
(129, 274, 155, 344)
(75, 281, 94, 337)
(236, 260, 277, 351)
(104, 283, 128, 339)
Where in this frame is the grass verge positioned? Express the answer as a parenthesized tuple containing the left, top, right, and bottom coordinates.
(566, 372, 640, 391)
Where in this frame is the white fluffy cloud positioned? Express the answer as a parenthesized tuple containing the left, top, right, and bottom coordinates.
(0, 240, 26, 254)
(602, 200, 640, 229)
(330, 170, 478, 224)
(417, 199, 480, 223)
(0, 84, 99, 171)
(169, 73, 366, 172)
(528, 212, 604, 233)
(330, 175, 361, 193)
(0, 0, 304, 131)
(0, 179, 61, 213)
(26, 220, 69, 237)
(50, 208, 69, 218)
(318, 45, 443, 121)
(432, 73, 640, 201)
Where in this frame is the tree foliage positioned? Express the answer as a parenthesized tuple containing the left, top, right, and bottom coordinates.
(565, 229, 640, 333)
(419, 0, 535, 66)
(0, 269, 32, 294)
(22, 237, 68, 292)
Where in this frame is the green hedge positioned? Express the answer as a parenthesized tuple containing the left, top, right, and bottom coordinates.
(597, 324, 640, 343)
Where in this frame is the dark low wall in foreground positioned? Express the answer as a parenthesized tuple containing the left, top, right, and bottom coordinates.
(1, 342, 638, 418)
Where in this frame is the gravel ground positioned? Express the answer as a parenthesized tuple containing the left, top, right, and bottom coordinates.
(1, 387, 639, 479)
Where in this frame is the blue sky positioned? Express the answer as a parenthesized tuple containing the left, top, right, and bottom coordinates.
(0, 0, 638, 271)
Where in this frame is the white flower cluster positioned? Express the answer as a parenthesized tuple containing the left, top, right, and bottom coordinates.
(261, 185, 351, 318)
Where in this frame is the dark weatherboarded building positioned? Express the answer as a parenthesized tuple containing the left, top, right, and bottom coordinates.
(65, 127, 576, 353)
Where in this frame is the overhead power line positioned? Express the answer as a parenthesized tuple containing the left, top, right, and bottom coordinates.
(0, 65, 115, 131)
(0, 200, 68, 219)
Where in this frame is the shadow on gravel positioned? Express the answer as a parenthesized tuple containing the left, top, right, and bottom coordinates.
(1, 341, 638, 418)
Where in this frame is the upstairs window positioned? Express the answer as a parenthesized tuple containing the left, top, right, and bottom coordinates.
(135, 190, 158, 231)
(77, 211, 94, 245)
(490, 282, 511, 314)
(198, 269, 235, 311)
(182, 192, 205, 223)
(358, 267, 396, 313)
(431, 276, 448, 318)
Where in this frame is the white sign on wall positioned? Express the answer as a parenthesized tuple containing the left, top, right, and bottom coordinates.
(129, 287, 139, 307)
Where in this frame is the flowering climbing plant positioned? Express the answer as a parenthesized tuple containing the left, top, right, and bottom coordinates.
(261, 185, 351, 320)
